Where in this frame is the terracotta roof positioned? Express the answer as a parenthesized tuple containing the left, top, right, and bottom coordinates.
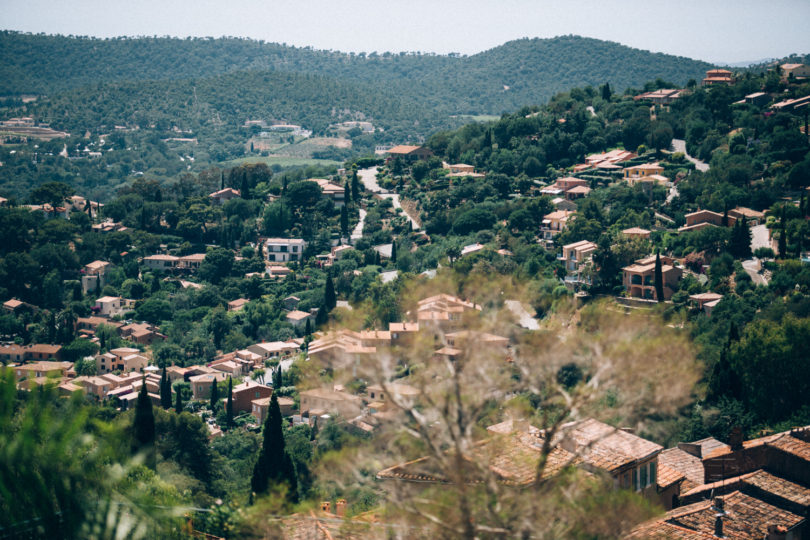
(622, 227, 651, 235)
(377, 430, 577, 486)
(657, 463, 685, 489)
(387, 145, 423, 154)
(659, 438, 730, 490)
(559, 418, 663, 473)
(286, 310, 312, 321)
(667, 491, 803, 539)
(566, 185, 592, 194)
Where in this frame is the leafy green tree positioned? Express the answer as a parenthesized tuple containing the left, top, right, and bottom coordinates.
(175, 386, 183, 413)
(285, 181, 322, 210)
(198, 247, 235, 284)
(134, 298, 172, 325)
(262, 201, 291, 236)
(132, 379, 156, 469)
(62, 338, 98, 363)
(29, 181, 74, 207)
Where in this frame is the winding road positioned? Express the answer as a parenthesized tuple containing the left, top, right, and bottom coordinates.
(671, 139, 709, 173)
(357, 166, 421, 231)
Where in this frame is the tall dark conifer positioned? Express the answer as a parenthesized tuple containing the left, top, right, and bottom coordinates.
(654, 251, 665, 303)
(340, 205, 349, 238)
(324, 275, 336, 311)
(160, 367, 171, 409)
(210, 378, 219, 411)
(351, 170, 360, 201)
(251, 394, 298, 500)
(226, 377, 234, 430)
(391, 240, 397, 263)
(779, 206, 788, 258)
(132, 378, 156, 469)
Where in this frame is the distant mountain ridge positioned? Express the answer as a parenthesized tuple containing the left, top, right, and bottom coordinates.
(0, 32, 715, 114)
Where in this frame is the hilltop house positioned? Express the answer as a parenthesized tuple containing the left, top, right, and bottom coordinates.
(81, 260, 112, 294)
(703, 69, 734, 85)
(265, 238, 306, 263)
(209, 187, 241, 205)
(540, 210, 573, 244)
(231, 379, 272, 414)
(623, 163, 667, 187)
(385, 145, 432, 162)
(781, 63, 810, 81)
(299, 386, 363, 419)
(560, 240, 597, 286)
(622, 255, 682, 301)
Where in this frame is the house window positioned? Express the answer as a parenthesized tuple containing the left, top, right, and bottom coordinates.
(370, 392, 375, 399)
(640, 465, 648, 489)
(632, 468, 637, 490)
(649, 462, 657, 486)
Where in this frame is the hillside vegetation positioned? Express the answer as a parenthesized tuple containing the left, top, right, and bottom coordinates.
(1, 32, 714, 113)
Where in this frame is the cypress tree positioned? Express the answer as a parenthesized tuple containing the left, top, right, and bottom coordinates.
(220, 171, 225, 190)
(175, 385, 183, 413)
(304, 318, 312, 337)
(340, 205, 349, 238)
(351, 170, 360, 201)
(324, 275, 336, 311)
(654, 251, 665, 302)
(226, 377, 234, 430)
(132, 378, 156, 469)
(251, 394, 298, 499)
(160, 367, 171, 409)
(779, 206, 788, 258)
(391, 240, 397, 264)
(210, 378, 219, 411)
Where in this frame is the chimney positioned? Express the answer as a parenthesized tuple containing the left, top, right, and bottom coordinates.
(336, 499, 347, 518)
(766, 524, 788, 540)
(321, 501, 331, 513)
(728, 426, 744, 451)
(713, 497, 726, 538)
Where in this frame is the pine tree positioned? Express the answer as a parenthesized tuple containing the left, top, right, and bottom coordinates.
(251, 394, 298, 500)
(226, 377, 234, 430)
(654, 251, 665, 302)
(160, 367, 171, 409)
(132, 378, 156, 469)
(324, 275, 336, 311)
(210, 378, 219, 411)
(391, 240, 397, 264)
(175, 385, 183, 413)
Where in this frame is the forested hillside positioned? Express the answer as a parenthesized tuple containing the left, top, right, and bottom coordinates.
(1, 32, 714, 112)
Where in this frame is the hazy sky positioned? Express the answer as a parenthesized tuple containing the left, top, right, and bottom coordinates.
(2, 0, 808, 64)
